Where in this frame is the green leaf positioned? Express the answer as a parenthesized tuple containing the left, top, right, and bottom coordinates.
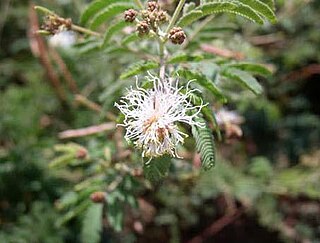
(177, 68, 227, 103)
(222, 68, 263, 95)
(101, 20, 129, 49)
(121, 32, 140, 45)
(81, 204, 103, 243)
(262, 0, 275, 10)
(167, 53, 204, 64)
(90, 2, 134, 30)
(120, 61, 159, 79)
(238, 0, 277, 23)
(178, 1, 266, 27)
(80, 0, 121, 25)
(178, 10, 204, 27)
(224, 62, 272, 76)
(106, 192, 125, 231)
(143, 156, 171, 183)
(192, 117, 216, 170)
(183, 2, 196, 15)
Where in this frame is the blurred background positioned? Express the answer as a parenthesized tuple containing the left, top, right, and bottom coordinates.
(0, 0, 320, 242)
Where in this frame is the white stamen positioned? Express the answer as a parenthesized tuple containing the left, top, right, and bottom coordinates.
(115, 74, 205, 158)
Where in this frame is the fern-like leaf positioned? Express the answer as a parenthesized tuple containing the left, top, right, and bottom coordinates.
(120, 61, 159, 79)
(81, 204, 103, 243)
(222, 68, 263, 95)
(90, 2, 134, 30)
(192, 117, 216, 171)
(80, 0, 120, 25)
(101, 20, 129, 49)
(177, 68, 227, 103)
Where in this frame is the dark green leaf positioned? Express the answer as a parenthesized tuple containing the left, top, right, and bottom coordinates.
(81, 204, 103, 243)
(120, 61, 159, 79)
(177, 68, 227, 103)
(222, 68, 263, 95)
(192, 117, 216, 170)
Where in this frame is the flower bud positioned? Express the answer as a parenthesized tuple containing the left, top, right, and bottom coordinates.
(157, 10, 168, 23)
(147, 1, 159, 12)
(169, 27, 186, 45)
(90, 191, 106, 203)
(41, 15, 72, 35)
(76, 148, 88, 159)
(136, 21, 150, 36)
(124, 9, 137, 22)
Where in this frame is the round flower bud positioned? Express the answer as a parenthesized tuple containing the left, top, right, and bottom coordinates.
(141, 10, 149, 20)
(124, 9, 137, 22)
(90, 191, 106, 203)
(136, 21, 150, 36)
(157, 10, 168, 23)
(169, 27, 186, 45)
(147, 1, 159, 12)
(76, 148, 88, 159)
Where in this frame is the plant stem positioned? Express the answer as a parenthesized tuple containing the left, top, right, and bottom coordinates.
(71, 24, 102, 37)
(182, 15, 215, 49)
(165, 0, 186, 35)
(158, 40, 165, 80)
(134, 0, 144, 9)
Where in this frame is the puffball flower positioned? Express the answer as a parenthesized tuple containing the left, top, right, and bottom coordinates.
(115, 74, 204, 158)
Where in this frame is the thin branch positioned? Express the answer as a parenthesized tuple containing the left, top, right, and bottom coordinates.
(134, 0, 144, 9)
(49, 46, 79, 93)
(201, 44, 245, 60)
(75, 94, 117, 121)
(165, 0, 186, 35)
(71, 24, 102, 37)
(187, 208, 245, 243)
(58, 122, 116, 139)
(182, 15, 215, 49)
(28, 3, 67, 103)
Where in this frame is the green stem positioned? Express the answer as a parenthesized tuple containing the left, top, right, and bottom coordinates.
(71, 24, 102, 37)
(158, 40, 165, 80)
(165, 0, 186, 34)
(182, 15, 215, 49)
(133, 0, 144, 9)
(34, 5, 55, 15)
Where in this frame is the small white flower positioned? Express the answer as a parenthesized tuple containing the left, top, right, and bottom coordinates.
(115, 74, 205, 158)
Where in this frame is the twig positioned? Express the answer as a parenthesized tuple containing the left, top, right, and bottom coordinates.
(201, 44, 245, 60)
(165, 0, 186, 35)
(182, 15, 215, 49)
(74, 94, 117, 121)
(133, 0, 144, 9)
(281, 64, 320, 82)
(71, 24, 102, 37)
(75, 94, 102, 113)
(28, 3, 67, 103)
(187, 208, 245, 243)
(49, 46, 79, 93)
(58, 122, 116, 139)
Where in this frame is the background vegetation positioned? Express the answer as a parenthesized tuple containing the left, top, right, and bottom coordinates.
(0, 0, 319, 242)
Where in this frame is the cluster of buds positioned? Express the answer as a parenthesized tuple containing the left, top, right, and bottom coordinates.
(169, 27, 186, 45)
(41, 14, 72, 35)
(124, 1, 168, 37)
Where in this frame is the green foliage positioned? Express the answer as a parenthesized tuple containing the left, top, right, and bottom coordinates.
(143, 156, 172, 183)
(222, 67, 263, 95)
(101, 20, 129, 48)
(81, 204, 103, 243)
(177, 68, 227, 103)
(120, 60, 159, 79)
(192, 117, 216, 171)
(178, 0, 277, 27)
(89, 2, 135, 30)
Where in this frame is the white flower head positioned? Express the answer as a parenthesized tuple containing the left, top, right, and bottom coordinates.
(115, 73, 205, 158)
